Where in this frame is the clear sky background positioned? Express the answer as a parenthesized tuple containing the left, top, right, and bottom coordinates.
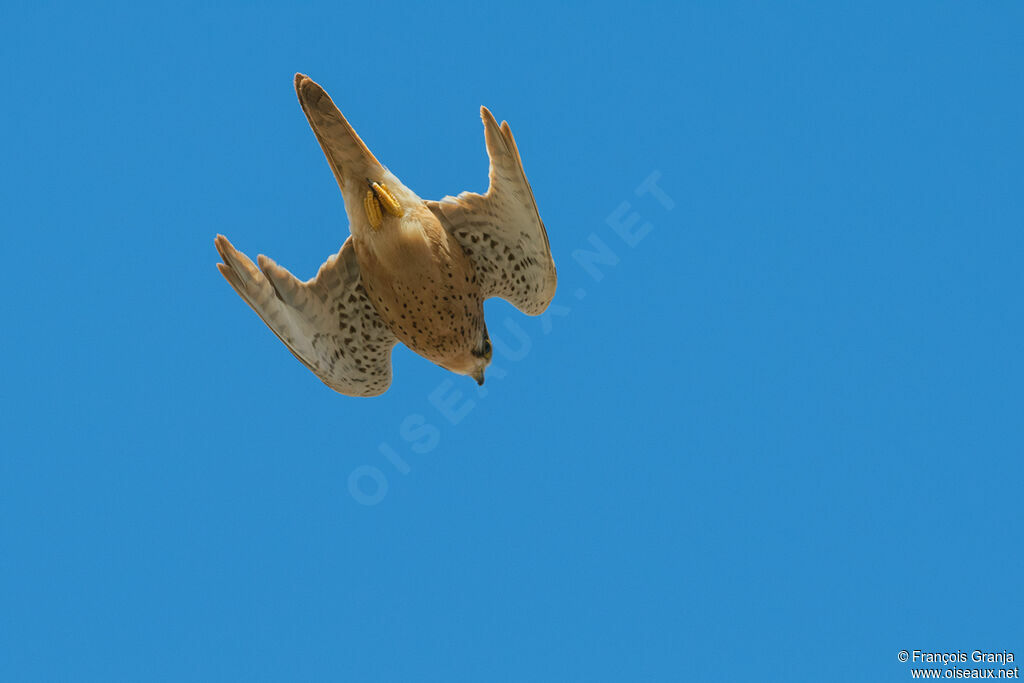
(2, 2, 1022, 681)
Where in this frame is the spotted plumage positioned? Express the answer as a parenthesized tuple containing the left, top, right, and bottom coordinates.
(215, 74, 556, 396)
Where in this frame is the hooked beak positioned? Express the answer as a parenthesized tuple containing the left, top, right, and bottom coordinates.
(470, 368, 485, 386)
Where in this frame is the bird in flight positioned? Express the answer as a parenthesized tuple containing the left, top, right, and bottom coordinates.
(215, 74, 556, 396)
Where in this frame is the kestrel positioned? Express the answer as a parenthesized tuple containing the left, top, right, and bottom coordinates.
(215, 74, 556, 396)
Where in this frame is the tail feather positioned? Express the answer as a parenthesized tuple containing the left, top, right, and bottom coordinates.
(294, 73, 383, 191)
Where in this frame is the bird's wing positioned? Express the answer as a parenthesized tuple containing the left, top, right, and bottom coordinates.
(426, 107, 556, 316)
(215, 235, 397, 397)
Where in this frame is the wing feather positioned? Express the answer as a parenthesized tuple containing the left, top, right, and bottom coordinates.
(215, 235, 396, 397)
(426, 107, 556, 315)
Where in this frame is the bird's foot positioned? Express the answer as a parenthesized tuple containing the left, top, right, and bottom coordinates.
(362, 181, 403, 231)
(371, 182, 404, 217)
(364, 190, 383, 230)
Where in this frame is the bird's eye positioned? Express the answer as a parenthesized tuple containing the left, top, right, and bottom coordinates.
(471, 337, 493, 360)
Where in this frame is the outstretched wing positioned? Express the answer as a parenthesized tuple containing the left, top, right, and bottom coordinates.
(215, 235, 397, 397)
(426, 107, 556, 315)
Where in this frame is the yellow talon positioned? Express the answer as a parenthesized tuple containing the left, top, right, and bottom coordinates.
(364, 190, 383, 230)
(372, 182, 404, 217)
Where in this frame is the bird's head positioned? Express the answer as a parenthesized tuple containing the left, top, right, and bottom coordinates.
(468, 331, 493, 386)
(440, 328, 492, 386)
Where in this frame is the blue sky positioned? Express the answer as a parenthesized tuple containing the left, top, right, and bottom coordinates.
(2, 2, 1022, 681)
